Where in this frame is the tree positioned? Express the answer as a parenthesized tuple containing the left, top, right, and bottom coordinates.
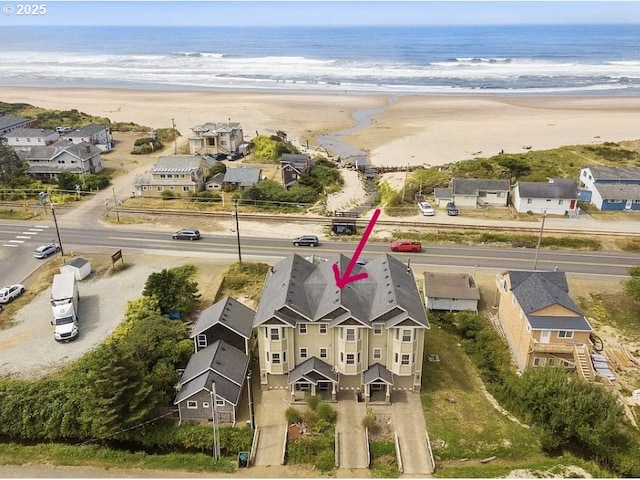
(623, 265, 640, 302)
(496, 156, 531, 181)
(142, 264, 201, 315)
(209, 161, 227, 176)
(80, 341, 159, 438)
(0, 139, 31, 187)
(57, 170, 80, 191)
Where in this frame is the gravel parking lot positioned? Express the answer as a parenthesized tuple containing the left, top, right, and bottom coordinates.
(0, 255, 222, 380)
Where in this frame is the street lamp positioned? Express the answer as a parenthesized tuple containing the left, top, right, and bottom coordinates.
(533, 210, 547, 270)
(50, 203, 64, 256)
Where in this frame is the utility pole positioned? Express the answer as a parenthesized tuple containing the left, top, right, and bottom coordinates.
(247, 370, 255, 429)
(234, 198, 242, 265)
(211, 382, 220, 460)
(50, 203, 64, 256)
(533, 210, 547, 270)
(172, 118, 177, 154)
(112, 187, 120, 223)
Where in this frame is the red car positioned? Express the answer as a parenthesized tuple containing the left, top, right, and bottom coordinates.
(390, 239, 422, 253)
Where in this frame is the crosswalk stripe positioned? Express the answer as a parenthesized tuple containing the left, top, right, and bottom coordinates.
(2, 244, 18, 247)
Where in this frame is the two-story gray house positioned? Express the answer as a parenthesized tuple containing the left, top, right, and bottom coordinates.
(253, 253, 429, 405)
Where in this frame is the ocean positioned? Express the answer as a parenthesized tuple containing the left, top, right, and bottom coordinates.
(1, 24, 640, 95)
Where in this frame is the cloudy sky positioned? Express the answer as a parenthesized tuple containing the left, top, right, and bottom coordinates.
(2, 1, 640, 26)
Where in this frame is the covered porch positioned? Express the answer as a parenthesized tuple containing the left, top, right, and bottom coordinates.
(363, 363, 394, 405)
(287, 357, 339, 403)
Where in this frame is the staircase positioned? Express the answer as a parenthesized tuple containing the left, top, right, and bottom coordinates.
(573, 345, 595, 381)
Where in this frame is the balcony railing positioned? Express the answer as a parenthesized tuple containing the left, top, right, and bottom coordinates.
(530, 341, 580, 354)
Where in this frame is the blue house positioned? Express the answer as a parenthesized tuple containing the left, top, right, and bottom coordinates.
(579, 166, 640, 211)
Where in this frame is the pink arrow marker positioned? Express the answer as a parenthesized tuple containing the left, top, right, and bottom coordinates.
(333, 208, 381, 289)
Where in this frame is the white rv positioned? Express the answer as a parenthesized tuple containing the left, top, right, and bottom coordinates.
(50, 272, 80, 342)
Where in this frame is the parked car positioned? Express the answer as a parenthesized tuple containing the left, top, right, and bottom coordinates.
(227, 152, 242, 161)
(292, 235, 319, 247)
(390, 239, 422, 253)
(446, 202, 459, 216)
(213, 153, 228, 161)
(34, 243, 61, 259)
(418, 201, 435, 216)
(172, 228, 201, 240)
(0, 284, 25, 304)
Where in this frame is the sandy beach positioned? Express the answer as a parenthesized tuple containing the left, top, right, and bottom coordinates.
(2, 87, 640, 167)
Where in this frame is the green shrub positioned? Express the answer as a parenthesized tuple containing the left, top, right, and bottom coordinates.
(362, 411, 376, 430)
(316, 402, 336, 423)
(305, 395, 321, 411)
(285, 407, 302, 424)
(160, 190, 175, 200)
(315, 449, 335, 472)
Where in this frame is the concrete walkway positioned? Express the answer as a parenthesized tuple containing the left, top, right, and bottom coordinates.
(252, 388, 289, 466)
(390, 391, 434, 476)
(335, 392, 369, 469)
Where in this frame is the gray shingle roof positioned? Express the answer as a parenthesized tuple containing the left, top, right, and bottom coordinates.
(254, 253, 429, 328)
(434, 188, 452, 199)
(191, 297, 255, 340)
(65, 257, 90, 269)
(191, 122, 242, 136)
(527, 315, 592, 332)
(5, 127, 56, 138)
(423, 272, 480, 300)
(0, 114, 32, 131)
(152, 155, 203, 173)
(515, 179, 578, 199)
(586, 166, 640, 182)
(594, 183, 640, 201)
(363, 363, 394, 385)
(508, 271, 581, 315)
(66, 124, 108, 137)
(280, 153, 310, 163)
(451, 178, 511, 195)
(174, 339, 249, 405)
(287, 357, 338, 384)
(223, 167, 261, 186)
(25, 141, 101, 161)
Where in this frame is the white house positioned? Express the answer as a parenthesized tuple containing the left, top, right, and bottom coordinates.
(3, 128, 60, 153)
(423, 272, 480, 312)
(64, 124, 113, 151)
(511, 178, 578, 215)
(434, 178, 511, 208)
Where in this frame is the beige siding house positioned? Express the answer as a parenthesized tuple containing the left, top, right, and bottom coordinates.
(133, 155, 211, 197)
(423, 272, 480, 312)
(188, 122, 244, 155)
(495, 270, 595, 380)
(254, 253, 429, 404)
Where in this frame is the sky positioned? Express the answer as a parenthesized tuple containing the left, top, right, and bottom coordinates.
(2, 1, 640, 26)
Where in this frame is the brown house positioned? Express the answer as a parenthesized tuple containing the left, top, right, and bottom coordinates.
(495, 270, 595, 380)
(280, 153, 312, 189)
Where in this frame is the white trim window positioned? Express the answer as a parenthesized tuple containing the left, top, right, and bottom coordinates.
(346, 328, 356, 342)
(216, 398, 225, 407)
(272, 353, 281, 364)
(557, 330, 574, 339)
(196, 334, 207, 349)
(373, 324, 383, 335)
(346, 353, 355, 365)
(270, 328, 280, 340)
(300, 347, 308, 359)
(319, 324, 327, 335)
(533, 357, 547, 367)
(402, 329, 412, 342)
(186, 400, 198, 409)
(401, 354, 410, 366)
(319, 347, 328, 359)
(373, 348, 382, 360)
(299, 324, 307, 334)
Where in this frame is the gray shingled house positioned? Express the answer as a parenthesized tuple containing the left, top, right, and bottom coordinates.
(254, 253, 429, 404)
(190, 296, 255, 355)
(174, 339, 250, 424)
(223, 167, 261, 190)
(423, 272, 480, 312)
(434, 178, 511, 208)
(280, 153, 312, 189)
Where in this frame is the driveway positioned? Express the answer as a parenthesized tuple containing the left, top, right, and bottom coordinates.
(390, 391, 434, 475)
(335, 392, 369, 469)
(252, 388, 289, 466)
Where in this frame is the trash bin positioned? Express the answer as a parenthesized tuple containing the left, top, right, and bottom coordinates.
(238, 451, 249, 468)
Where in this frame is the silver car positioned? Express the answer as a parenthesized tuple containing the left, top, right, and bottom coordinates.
(34, 243, 60, 259)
